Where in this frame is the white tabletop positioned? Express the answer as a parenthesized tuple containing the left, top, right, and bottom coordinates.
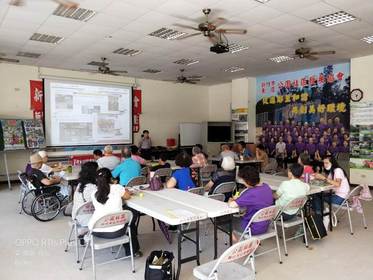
(127, 191, 207, 225)
(62, 166, 81, 181)
(210, 157, 263, 164)
(260, 173, 334, 195)
(148, 188, 239, 218)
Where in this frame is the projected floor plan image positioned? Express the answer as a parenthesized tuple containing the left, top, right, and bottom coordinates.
(45, 80, 132, 146)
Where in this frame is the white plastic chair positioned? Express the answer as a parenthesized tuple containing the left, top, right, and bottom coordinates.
(238, 205, 282, 265)
(188, 186, 205, 196)
(79, 210, 135, 279)
(64, 201, 95, 263)
(276, 196, 308, 256)
(212, 181, 236, 196)
(193, 238, 260, 280)
(332, 185, 368, 235)
(208, 193, 225, 202)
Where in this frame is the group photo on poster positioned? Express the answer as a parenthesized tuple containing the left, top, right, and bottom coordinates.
(256, 63, 350, 171)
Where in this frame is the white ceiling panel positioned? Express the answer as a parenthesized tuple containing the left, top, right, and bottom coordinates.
(1, 0, 373, 84)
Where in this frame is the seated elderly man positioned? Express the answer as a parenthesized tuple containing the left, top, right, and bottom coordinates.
(28, 153, 68, 196)
(220, 144, 238, 161)
(38, 150, 64, 176)
(97, 145, 120, 170)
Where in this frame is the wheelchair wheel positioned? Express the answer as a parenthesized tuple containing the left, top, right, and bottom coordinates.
(22, 190, 37, 215)
(31, 193, 61, 222)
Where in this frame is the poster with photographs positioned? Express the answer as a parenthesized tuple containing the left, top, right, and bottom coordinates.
(23, 119, 46, 149)
(0, 119, 25, 150)
(350, 102, 373, 170)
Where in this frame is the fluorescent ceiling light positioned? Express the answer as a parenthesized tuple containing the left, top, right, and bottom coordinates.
(173, 58, 199, 66)
(224, 66, 245, 73)
(143, 69, 162, 73)
(269, 56, 294, 63)
(29, 33, 64, 44)
(149, 28, 187, 40)
(53, 5, 95, 22)
(229, 43, 249, 54)
(361, 35, 373, 44)
(311, 11, 357, 27)
(17, 51, 41, 58)
(255, 0, 271, 3)
(113, 48, 142, 56)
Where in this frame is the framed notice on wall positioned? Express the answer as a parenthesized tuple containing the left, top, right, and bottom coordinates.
(23, 119, 46, 149)
(350, 102, 373, 170)
(0, 119, 26, 150)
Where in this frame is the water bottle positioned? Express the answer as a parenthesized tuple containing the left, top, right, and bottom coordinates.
(304, 173, 310, 184)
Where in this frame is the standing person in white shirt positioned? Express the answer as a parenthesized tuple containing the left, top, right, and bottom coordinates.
(89, 168, 141, 257)
(97, 145, 120, 171)
(275, 136, 286, 169)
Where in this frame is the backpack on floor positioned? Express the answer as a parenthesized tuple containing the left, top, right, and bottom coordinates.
(145, 250, 174, 280)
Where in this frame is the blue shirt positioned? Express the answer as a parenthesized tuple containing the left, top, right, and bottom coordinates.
(112, 158, 141, 186)
(172, 167, 195, 191)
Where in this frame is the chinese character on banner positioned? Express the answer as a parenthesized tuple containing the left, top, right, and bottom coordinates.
(292, 79, 299, 88)
(299, 104, 307, 114)
(327, 103, 336, 113)
(327, 74, 335, 84)
(317, 104, 326, 113)
(30, 80, 43, 111)
(336, 72, 344, 81)
(261, 82, 266, 94)
(309, 104, 316, 114)
(284, 95, 291, 103)
(309, 75, 316, 86)
(133, 114, 140, 133)
(270, 81, 275, 93)
(33, 111, 44, 120)
(262, 97, 269, 105)
(318, 73, 325, 84)
(301, 77, 308, 87)
(300, 93, 309, 102)
(277, 95, 284, 104)
(285, 80, 291, 89)
(133, 89, 142, 114)
(269, 96, 276, 104)
(336, 102, 346, 113)
(292, 106, 299, 115)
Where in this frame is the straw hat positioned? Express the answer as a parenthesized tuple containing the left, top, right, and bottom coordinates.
(30, 153, 43, 165)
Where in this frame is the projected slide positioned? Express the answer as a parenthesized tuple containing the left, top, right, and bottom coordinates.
(44, 79, 132, 146)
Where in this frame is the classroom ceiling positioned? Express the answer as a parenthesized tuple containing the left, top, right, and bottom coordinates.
(1, 0, 373, 85)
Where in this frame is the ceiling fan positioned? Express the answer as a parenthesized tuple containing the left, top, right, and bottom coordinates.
(165, 69, 203, 84)
(174, 8, 247, 44)
(9, 0, 78, 8)
(293, 37, 336, 61)
(82, 57, 128, 76)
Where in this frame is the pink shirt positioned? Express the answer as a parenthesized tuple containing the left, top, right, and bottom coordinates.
(131, 155, 146, 165)
(329, 168, 350, 199)
(191, 153, 207, 168)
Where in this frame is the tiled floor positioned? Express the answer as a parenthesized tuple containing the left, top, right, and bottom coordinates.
(0, 183, 372, 280)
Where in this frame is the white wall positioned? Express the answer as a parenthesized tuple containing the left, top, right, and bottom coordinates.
(0, 63, 209, 176)
(208, 83, 231, 121)
(351, 54, 373, 101)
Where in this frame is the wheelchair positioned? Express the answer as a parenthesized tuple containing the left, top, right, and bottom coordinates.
(19, 172, 68, 222)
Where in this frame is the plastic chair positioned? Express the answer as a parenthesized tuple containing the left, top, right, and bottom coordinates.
(238, 205, 282, 265)
(276, 196, 308, 256)
(208, 193, 225, 202)
(64, 201, 95, 263)
(126, 176, 147, 188)
(188, 186, 205, 196)
(200, 164, 217, 186)
(193, 238, 260, 280)
(79, 210, 135, 279)
(262, 158, 278, 174)
(332, 185, 368, 235)
(153, 168, 172, 181)
(212, 181, 236, 195)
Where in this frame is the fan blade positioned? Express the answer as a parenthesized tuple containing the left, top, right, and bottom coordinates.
(177, 32, 201, 40)
(309, 50, 336, 56)
(0, 57, 20, 63)
(210, 17, 227, 27)
(173, 23, 200, 31)
(185, 80, 197, 84)
(216, 28, 247, 34)
(80, 69, 100, 73)
(111, 70, 128, 74)
(187, 75, 203, 79)
(305, 55, 318, 61)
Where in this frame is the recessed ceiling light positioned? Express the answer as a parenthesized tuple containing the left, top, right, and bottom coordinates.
(224, 66, 245, 73)
(143, 69, 162, 74)
(30, 33, 64, 44)
(255, 0, 271, 3)
(269, 56, 294, 63)
(53, 5, 95, 22)
(229, 43, 249, 54)
(311, 11, 357, 27)
(113, 48, 142, 56)
(173, 58, 199, 66)
(361, 35, 373, 44)
(149, 28, 187, 40)
(17, 51, 41, 58)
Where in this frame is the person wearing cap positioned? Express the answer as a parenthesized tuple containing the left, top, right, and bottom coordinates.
(205, 156, 236, 200)
(38, 150, 63, 176)
(28, 153, 62, 189)
(97, 145, 120, 171)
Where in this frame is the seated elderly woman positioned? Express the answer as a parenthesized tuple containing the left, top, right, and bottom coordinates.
(166, 152, 196, 191)
(191, 145, 207, 168)
(204, 156, 236, 198)
(38, 150, 64, 176)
